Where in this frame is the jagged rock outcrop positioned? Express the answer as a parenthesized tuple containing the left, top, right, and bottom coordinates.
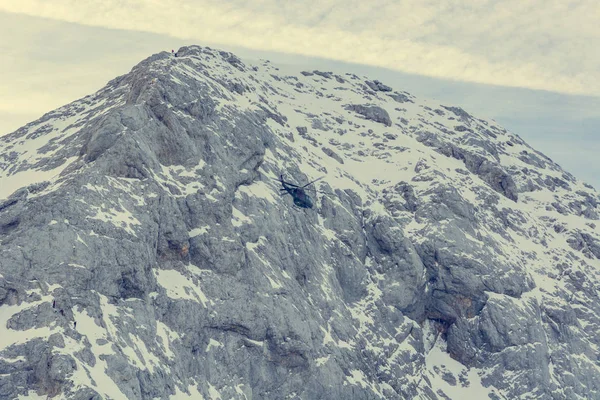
(366, 80, 393, 92)
(345, 104, 393, 127)
(1, 45, 599, 400)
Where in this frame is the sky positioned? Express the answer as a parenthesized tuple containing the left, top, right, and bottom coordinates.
(0, 2, 598, 189)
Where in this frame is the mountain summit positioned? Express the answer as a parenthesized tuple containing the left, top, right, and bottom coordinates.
(1, 45, 599, 399)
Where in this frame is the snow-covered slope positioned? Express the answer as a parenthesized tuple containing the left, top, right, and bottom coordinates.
(1, 45, 599, 399)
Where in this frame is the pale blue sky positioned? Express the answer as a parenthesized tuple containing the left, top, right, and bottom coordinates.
(1, 9, 598, 189)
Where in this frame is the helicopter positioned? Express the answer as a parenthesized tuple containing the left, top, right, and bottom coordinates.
(276, 174, 324, 209)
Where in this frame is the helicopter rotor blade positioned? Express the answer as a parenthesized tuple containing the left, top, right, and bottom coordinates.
(271, 176, 301, 188)
(301, 176, 324, 188)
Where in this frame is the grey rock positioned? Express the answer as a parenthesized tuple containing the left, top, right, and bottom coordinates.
(366, 80, 392, 92)
(321, 147, 344, 164)
(454, 125, 470, 132)
(1, 44, 599, 400)
(441, 106, 472, 121)
(345, 104, 392, 126)
(387, 92, 413, 103)
(311, 118, 329, 131)
(313, 70, 333, 79)
(72, 388, 103, 400)
(567, 231, 600, 259)
(417, 132, 518, 201)
(381, 182, 418, 213)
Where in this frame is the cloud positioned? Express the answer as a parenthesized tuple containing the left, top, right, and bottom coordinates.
(0, 12, 186, 134)
(1, 0, 598, 96)
(1, 11, 598, 189)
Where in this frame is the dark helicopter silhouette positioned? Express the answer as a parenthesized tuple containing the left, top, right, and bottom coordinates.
(276, 174, 324, 209)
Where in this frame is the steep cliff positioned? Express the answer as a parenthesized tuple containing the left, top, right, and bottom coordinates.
(1, 46, 599, 399)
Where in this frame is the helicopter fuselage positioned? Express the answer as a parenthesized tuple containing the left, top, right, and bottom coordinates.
(277, 174, 324, 209)
(282, 184, 314, 208)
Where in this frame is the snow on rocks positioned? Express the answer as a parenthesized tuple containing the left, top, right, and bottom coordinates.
(1, 45, 599, 399)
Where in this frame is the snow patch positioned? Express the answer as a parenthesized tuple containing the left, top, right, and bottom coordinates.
(425, 335, 500, 400)
(206, 338, 224, 352)
(189, 225, 210, 238)
(0, 156, 78, 200)
(155, 269, 209, 307)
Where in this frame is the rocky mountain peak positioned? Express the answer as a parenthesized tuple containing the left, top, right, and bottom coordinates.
(1, 45, 599, 399)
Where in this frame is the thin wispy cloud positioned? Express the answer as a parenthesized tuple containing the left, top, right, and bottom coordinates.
(2, 0, 598, 96)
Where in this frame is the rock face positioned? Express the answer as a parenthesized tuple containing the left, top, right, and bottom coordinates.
(1, 45, 599, 400)
(345, 104, 393, 127)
